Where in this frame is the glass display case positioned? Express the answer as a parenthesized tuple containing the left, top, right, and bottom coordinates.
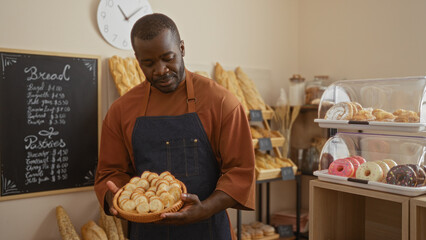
(314, 132, 426, 196)
(314, 76, 426, 132)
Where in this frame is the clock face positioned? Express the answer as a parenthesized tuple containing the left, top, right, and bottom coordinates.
(97, 0, 153, 50)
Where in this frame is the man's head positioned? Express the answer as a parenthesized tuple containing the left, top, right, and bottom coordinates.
(131, 13, 185, 93)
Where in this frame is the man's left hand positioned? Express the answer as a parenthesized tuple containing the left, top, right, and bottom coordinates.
(156, 193, 208, 225)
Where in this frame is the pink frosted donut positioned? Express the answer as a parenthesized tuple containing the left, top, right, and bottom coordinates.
(351, 155, 366, 164)
(356, 162, 384, 182)
(328, 158, 354, 177)
(346, 157, 360, 177)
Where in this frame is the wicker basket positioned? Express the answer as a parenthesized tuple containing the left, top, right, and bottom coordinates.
(113, 180, 187, 223)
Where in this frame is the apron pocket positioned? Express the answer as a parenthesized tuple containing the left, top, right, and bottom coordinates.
(166, 137, 199, 177)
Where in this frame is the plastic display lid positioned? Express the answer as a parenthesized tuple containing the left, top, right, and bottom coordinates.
(314, 169, 426, 197)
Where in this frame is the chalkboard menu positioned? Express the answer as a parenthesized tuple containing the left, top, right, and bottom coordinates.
(0, 48, 100, 200)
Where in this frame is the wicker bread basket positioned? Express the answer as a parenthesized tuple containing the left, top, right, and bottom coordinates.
(113, 180, 187, 223)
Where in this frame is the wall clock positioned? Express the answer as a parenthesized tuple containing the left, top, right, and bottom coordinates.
(97, 0, 153, 50)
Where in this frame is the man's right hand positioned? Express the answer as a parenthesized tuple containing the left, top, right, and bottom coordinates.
(106, 180, 120, 216)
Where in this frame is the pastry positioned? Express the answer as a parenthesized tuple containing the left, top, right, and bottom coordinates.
(393, 109, 420, 122)
(324, 102, 354, 120)
(116, 171, 184, 215)
(108, 56, 146, 96)
(351, 108, 375, 121)
(372, 109, 395, 122)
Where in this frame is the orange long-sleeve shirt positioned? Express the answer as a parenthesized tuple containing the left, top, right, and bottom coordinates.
(94, 70, 255, 212)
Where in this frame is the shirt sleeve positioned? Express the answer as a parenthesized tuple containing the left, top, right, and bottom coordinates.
(94, 107, 135, 211)
(215, 104, 255, 210)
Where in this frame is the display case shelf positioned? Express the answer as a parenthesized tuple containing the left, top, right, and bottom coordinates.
(309, 180, 409, 240)
(410, 195, 426, 240)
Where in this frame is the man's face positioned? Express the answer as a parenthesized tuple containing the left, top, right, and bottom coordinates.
(133, 29, 185, 93)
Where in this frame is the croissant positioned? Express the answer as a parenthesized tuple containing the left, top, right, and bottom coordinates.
(351, 108, 375, 121)
(160, 192, 176, 208)
(159, 171, 173, 179)
(124, 183, 137, 191)
(393, 109, 419, 122)
(372, 109, 395, 121)
(131, 192, 148, 205)
(141, 171, 151, 179)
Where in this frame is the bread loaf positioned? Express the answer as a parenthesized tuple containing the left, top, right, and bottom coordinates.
(100, 207, 119, 240)
(214, 63, 249, 112)
(81, 221, 107, 240)
(235, 67, 267, 110)
(109, 55, 146, 96)
(55, 206, 81, 240)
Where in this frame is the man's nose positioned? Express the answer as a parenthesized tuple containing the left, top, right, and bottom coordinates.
(154, 61, 169, 76)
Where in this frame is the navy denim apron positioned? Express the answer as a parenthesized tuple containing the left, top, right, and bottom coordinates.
(129, 76, 231, 240)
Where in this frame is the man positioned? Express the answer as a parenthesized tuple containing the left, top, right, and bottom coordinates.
(95, 13, 255, 239)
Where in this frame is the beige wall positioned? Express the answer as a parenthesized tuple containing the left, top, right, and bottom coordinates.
(298, 0, 426, 82)
(0, 0, 298, 239)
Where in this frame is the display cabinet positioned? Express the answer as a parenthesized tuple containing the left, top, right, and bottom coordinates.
(410, 195, 426, 240)
(310, 180, 409, 240)
(314, 76, 426, 132)
(311, 76, 426, 240)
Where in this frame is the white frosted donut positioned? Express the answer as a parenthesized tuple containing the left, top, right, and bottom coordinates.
(374, 161, 390, 182)
(356, 162, 384, 182)
(382, 159, 397, 169)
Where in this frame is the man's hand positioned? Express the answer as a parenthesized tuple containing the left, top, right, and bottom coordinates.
(105, 180, 120, 216)
(157, 190, 237, 225)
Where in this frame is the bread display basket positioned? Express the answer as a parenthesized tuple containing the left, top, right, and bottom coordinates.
(113, 180, 187, 223)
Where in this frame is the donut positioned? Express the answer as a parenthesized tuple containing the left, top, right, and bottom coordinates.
(374, 161, 390, 182)
(351, 155, 366, 164)
(407, 164, 426, 187)
(382, 159, 397, 169)
(320, 153, 334, 170)
(356, 162, 384, 182)
(345, 157, 360, 177)
(386, 165, 417, 187)
(328, 158, 354, 177)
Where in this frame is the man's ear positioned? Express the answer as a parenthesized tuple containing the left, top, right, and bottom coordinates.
(180, 40, 185, 57)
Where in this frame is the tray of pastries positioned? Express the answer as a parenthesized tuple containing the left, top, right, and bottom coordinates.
(315, 76, 426, 132)
(250, 126, 285, 148)
(113, 171, 186, 223)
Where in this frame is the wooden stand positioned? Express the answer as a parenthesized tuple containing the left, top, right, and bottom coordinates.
(410, 195, 426, 240)
(309, 180, 410, 240)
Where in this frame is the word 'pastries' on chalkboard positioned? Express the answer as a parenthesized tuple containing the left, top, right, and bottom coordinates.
(0, 48, 100, 200)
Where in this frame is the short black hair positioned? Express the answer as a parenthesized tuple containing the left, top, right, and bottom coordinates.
(131, 13, 181, 49)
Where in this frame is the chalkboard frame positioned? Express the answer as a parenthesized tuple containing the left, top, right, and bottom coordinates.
(0, 48, 101, 201)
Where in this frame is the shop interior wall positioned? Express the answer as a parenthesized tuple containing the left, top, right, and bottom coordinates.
(298, 0, 426, 82)
(0, 0, 298, 239)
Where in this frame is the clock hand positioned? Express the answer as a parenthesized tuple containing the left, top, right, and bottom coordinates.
(117, 5, 129, 21)
(127, 7, 143, 20)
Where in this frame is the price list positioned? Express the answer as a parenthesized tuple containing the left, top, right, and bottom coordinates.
(24, 65, 71, 186)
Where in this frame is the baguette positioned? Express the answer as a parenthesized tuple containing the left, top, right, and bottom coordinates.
(55, 206, 81, 240)
(100, 207, 119, 240)
(81, 221, 107, 240)
(113, 216, 126, 240)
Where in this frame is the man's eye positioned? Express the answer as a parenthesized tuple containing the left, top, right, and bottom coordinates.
(141, 61, 153, 67)
(164, 56, 174, 62)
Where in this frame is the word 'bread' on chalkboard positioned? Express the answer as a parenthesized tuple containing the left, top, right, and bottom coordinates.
(249, 110, 263, 122)
(258, 138, 273, 151)
(0, 48, 100, 200)
(281, 167, 295, 181)
(276, 225, 294, 238)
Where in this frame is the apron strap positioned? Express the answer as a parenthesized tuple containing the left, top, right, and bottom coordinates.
(140, 72, 196, 116)
(186, 74, 196, 113)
